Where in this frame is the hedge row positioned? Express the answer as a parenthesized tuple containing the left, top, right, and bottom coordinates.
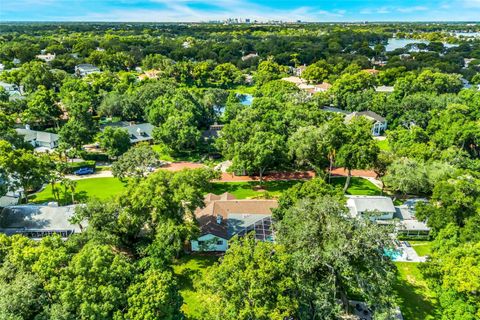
(65, 160, 96, 173)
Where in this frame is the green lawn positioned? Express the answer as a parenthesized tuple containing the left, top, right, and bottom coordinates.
(410, 241, 433, 257)
(377, 138, 391, 151)
(330, 177, 381, 195)
(151, 144, 206, 163)
(173, 255, 219, 319)
(30, 177, 127, 205)
(206, 180, 302, 199)
(231, 84, 256, 94)
(394, 262, 438, 320)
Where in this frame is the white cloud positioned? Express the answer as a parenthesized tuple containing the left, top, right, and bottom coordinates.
(397, 6, 428, 13)
(70, 1, 346, 22)
(460, 0, 480, 7)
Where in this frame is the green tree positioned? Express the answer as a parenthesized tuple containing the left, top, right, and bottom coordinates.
(232, 131, 286, 183)
(48, 243, 134, 319)
(302, 64, 329, 83)
(126, 269, 183, 320)
(382, 157, 430, 197)
(0, 142, 52, 202)
(416, 174, 480, 235)
(23, 85, 61, 126)
(98, 126, 131, 159)
(59, 119, 94, 152)
(336, 117, 379, 191)
(111, 143, 157, 181)
(153, 113, 201, 154)
(276, 196, 396, 319)
(198, 235, 298, 320)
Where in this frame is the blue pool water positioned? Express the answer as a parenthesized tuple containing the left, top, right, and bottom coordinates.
(384, 249, 402, 260)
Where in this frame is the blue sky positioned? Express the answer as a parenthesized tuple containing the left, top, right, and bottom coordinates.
(1, 0, 480, 22)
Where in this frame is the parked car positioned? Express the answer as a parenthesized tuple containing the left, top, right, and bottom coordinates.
(74, 167, 94, 175)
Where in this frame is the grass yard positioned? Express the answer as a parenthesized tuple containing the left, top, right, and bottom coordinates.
(377, 138, 391, 151)
(173, 255, 219, 319)
(231, 84, 256, 94)
(206, 180, 303, 199)
(30, 177, 127, 205)
(394, 262, 438, 320)
(410, 241, 434, 257)
(330, 177, 381, 195)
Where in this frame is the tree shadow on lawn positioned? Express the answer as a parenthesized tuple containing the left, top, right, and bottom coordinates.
(207, 180, 303, 198)
(330, 177, 381, 195)
(393, 272, 438, 320)
(174, 255, 219, 291)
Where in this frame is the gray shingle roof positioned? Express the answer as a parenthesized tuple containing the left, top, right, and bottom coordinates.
(0, 205, 82, 236)
(347, 196, 396, 213)
(101, 122, 155, 143)
(16, 129, 59, 144)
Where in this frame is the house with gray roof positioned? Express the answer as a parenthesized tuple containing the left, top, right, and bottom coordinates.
(346, 195, 396, 220)
(75, 64, 100, 77)
(101, 121, 155, 144)
(345, 111, 387, 136)
(16, 126, 59, 149)
(0, 204, 83, 239)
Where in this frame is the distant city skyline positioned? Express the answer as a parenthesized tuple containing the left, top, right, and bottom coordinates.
(1, 0, 480, 22)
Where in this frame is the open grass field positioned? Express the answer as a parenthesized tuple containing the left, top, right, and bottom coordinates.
(410, 241, 434, 257)
(206, 180, 302, 199)
(173, 255, 219, 319)
(330, 177, 381, 196)
(394, 262, 438, 320)
(30, 177, 127, 204)
(30, 175, 380, 205)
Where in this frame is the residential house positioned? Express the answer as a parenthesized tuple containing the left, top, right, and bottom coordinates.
(36, 53, 56, 62)
(375, 85, 395, 93)
(101, 121, 155, 144)
(0, 204, 82, 239)
(346, 196, 430, 236)
(344, 111, 387, 136)
(463, 58, 476, 68)
(362, 68, 380, 75)
(75, 64, 100, 77)
(191, 193, 278, 251)
(346, 195, 396, 220)
(138, 69, 160, 80)
(241, 53, 258, 61)
(281, 76, 307, 86)
(202, 123, 224, 140)
(0, 81, 22, 99)
(293, 64, 307, 76)
(16, 126, 59, 149)
(306, 82, 332, 94)
(281, 76, 332, 94)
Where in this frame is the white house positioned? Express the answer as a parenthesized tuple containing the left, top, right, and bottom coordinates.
(75, 64, 100, 77)
(191, 193, 278, 252)
(0, 204, 82, 239)
(16, 126, 59, 149)
(0, 81, 22, 98)
(36, 53, 56, 62)
(345, 111, 387, 136)
(101, 121, 155, 144)
(346, 195, 396, 220)
(375, 85, 395, 93)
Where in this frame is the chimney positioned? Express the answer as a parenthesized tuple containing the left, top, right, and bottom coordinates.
(216, 215, 223, 224)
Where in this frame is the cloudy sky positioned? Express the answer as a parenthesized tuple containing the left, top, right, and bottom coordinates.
(1, 0, 480, 22)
